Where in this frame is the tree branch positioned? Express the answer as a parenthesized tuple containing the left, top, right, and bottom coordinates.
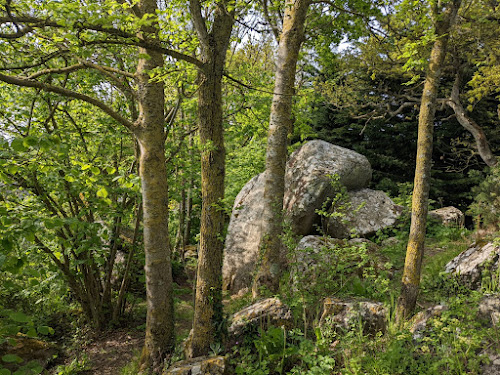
(27, 63, 86, 79)
(0, 14, 204, 68)
(189, 0, 210, 49)
(0, 72, 135, 129)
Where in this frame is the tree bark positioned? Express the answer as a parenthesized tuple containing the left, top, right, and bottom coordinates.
(136, 0, 174, 371)
(252, 0, 310, 297)
(188, 2, 234, 358)
(396, 0, 461, 322)
(447, 73, 498, 167)
(175, 169, 186, 253)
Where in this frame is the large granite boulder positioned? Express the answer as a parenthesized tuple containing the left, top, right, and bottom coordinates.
(284, 140, 372, 235)
(223, 173, 266, 292)
(228, 297, 293, 339)
(223, 140, 372, 294)
(444, 241, 500, 289)
(429, 206, 465, 227)
(326, 189, 403, 238)
(319, 298, 387, 335)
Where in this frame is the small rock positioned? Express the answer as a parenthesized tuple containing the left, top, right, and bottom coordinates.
(381, 236, 401, 248)
(164, 356, 226, 375)
(480, 351, 500, 375)
(319, 298, 387, 335)
(0, 336, 58, 372)
(409, 305, 448, 340)
(228, 298, 293, 338)
(444, 242, 500, 289)
(429, 206, 465, 227)
(478, 294, 500, 327)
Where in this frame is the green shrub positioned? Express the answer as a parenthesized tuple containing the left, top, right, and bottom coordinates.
(468, 164, 500, 229)
(231, 327, 335, 375)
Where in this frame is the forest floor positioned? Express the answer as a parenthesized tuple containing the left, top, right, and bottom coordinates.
(49, 232, 479, 374)
(79, 328, 144, 375)
(50, 277, 195, 374)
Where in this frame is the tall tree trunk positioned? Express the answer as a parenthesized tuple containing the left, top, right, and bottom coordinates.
(188, 1, 234, 357)
(447, 73, 498, 167)
(396, 0, 461, 322)
(136, 0, 174, 371)
(252, 0, 310, 297)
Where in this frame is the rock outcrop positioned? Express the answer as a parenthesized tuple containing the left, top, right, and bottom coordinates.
(223, 140, 372, 294)
(319, 298, 387, 335)
(429, 206, 465, 227)
(444, 241, 500, 288)
(326, 189, 403, 238)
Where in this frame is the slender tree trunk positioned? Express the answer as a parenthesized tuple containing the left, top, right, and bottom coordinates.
(396, 0, 461, 322)
(188, 2, 234, 357)
(175, 172, 186, 253)
(184, 132, 194, 251)
(447, 73, 498, 167)
(135, 0, 174, 371)
(113, 203, 142, 323)
(252, 0, 310, 297)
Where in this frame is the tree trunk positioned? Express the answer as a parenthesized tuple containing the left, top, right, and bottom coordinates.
(136, 0, 174, 372)
(396, 0, 461, 322)
(184, 132, 194, 252)
(447, 73, 498, 167)
(175, 170, 186, 253)
(252, 0, 310, 297)
(188, 2, 234, 357)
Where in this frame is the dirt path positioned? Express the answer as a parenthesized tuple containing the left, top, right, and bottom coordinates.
(82, 329, 144, 375)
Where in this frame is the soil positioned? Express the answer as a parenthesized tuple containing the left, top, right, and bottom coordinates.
(50, 268, 196, 374)
(81, 328, 144, 375)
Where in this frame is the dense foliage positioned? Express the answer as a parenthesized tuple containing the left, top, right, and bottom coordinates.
(0, 0, 498, 373)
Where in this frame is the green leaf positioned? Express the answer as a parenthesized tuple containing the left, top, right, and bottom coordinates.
(96, 187, 108, 198)
(37, 326, 54, 335)
(2, 354, 22, 363)
(91, 167, 100, 175)
(9, 311, 30, 323)
(26, 327, 37, 338)
(24, 232, 35, 243)
(23, 136, 38, 148)
(0, 368, 11, 375)
(11, 138, 27, 152)
(26, 361, 43, 374)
